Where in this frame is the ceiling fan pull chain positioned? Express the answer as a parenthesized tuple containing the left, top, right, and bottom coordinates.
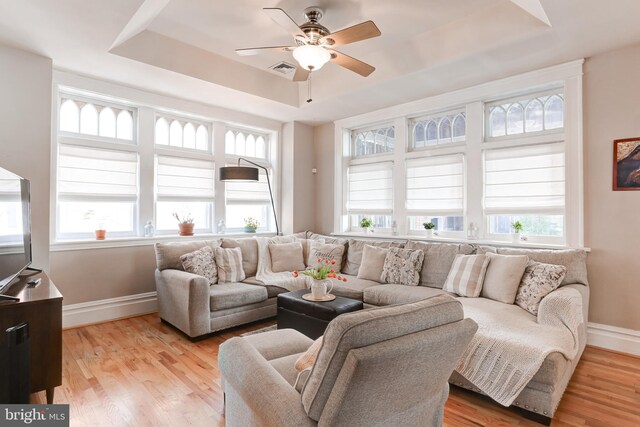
(307, 70, 313, 103)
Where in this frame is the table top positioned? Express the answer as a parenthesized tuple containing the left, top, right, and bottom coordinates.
(0, 271, 62, 305)
(278, 289, 363, 321)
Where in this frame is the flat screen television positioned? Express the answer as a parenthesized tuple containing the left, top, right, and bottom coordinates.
(0, 166, 32, 294)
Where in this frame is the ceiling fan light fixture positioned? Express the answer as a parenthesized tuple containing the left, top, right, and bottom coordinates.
(293, 44, 331, 71)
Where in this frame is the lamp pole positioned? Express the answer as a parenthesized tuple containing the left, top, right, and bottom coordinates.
(236, 157, 280, 236)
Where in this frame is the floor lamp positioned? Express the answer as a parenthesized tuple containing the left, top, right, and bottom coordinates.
(219, 158, 280, 236)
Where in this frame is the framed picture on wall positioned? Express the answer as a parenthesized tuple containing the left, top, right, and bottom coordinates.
(613, 137, 640, 191)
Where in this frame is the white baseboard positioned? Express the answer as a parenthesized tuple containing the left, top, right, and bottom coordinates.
(587, 322, 640, 356)
(63, 291, 158, 329)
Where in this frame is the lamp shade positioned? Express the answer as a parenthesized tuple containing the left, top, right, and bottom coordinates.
(219, 166, 259, 181)
(293, 45, 331, 71)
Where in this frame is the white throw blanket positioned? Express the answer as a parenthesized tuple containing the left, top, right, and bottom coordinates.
(455, 287, 585, 406)
(255, 236, 308, 291)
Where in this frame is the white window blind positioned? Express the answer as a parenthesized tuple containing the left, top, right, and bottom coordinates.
(58, 144, 138, 201)
(406, 154, 465, 214)
(225, 169, 271, 203)
(156, 156, 215, 201)
(347, 162, 393, 214)
(484, 142, 565, 214)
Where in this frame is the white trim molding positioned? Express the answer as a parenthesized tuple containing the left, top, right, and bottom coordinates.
(587, 322, 640, 356)
(63, 291, 157, 329)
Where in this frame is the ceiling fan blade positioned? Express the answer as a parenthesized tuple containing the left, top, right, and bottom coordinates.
(263, 8, 307, 40)
(321, 21, 381, 47)
(329, 50, 375, 77)
(235, 46, 296, 56)
(292, 67, 310, 82)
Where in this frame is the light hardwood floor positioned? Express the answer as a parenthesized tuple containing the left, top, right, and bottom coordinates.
(33, 314, 640, 426)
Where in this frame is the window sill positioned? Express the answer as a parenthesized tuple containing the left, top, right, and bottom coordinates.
(50, 232, 277, 252)
(331, 232, 590, 251)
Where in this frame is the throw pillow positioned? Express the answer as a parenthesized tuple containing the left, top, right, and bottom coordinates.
(296, 238, 323, 267)
(380, 247, 425, 286)
(443, 254, 490, 297)
(481, 252, 530, 304)
(307, 241, 345, 272)
(180, 246, 218, 284)
(214, 247, 246, 283)
(515, 261, 567, 315)
(357, 245, 389, 283)
(269, 242, 306, 273)
(220, 238, 258, 277)
(295, 336, 323, 372)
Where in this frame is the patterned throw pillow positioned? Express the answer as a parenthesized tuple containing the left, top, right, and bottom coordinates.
(515, 261, 567, 315)
(443, 254, 490, 297)
(307, 241, 345, 272)
(180, 246, 218, 284)
(380, 247, 425, 286)
(214, 247, 246, 283)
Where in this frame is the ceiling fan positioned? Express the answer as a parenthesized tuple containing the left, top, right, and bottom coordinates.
(236, 7, 381, 82)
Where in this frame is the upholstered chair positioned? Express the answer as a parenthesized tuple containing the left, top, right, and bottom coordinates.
(219, 294, 477, 427)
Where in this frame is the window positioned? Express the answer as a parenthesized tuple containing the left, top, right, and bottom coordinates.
(406, 154, 465, 234)
(347, 162, 393, 231)
(411, 112, 465, 149)
(484, 142, 565, 241)
(352, 126, 395, 157)
(155, 116, 209, 151)
(56, 144, 138, 239)
(225, 129, 268, 159)
(155, 156, 215, 233)
(54, 87, 279, 242)
(487, 93, 564, 138)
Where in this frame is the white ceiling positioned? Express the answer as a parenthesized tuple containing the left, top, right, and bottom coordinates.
(1, 1, 640, 125)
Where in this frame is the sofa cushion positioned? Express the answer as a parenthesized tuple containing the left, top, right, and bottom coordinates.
(180, 246, 218, 284)
(443, 254, 490, 297)
(243, 276, 288, 298)
(404, 241, 476, 288)
(215, 247, 246, 283)
(357, 245, 389, 282)
(296, 238, 321, 267)
(154, 240, 220, 271)
(380, 247, 425, 286)
(269, 241, 305, 272)
(343, 239, 405, 276)
(481, 252, 529, 304)
(363, 284, 449, 306)
(496, 248, 588, 286)
(515, 261, 567, 315)
(221, 238, 259, 277)
(209, 282, 267, 311)
(307, 241, 345, 272)
(330, 274, 380, 300)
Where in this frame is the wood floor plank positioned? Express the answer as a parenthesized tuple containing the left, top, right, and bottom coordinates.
(33, 314, 640, 426)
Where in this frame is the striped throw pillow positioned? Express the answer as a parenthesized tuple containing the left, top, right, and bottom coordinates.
(214, 247, 246, 283)
(443, 254, 490, 297)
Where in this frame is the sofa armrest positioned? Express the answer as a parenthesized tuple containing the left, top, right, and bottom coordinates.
(155, 269, 211, 337)
(537, 286, 586, 349)
(219, 337, 315, 427)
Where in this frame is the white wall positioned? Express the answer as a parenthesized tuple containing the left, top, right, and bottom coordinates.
(0, 43, 52, 272)
(313, 123, 336, 235)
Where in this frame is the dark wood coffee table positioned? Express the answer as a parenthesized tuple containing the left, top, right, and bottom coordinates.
(277, 289, 363, 339)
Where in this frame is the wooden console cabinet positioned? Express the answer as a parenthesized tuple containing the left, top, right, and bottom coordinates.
(0, 272, 62, 403)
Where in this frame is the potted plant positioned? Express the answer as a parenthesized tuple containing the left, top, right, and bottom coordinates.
(244, 217, 259, 233)
(511, 220, 524, 243)
(173, 213, 194, 236)
(423, 222, 436, 238)
(83, 209, 107, 240)
(359, 217, 374, 234)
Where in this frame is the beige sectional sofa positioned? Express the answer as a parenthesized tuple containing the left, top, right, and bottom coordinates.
(154, 232, 589, 424)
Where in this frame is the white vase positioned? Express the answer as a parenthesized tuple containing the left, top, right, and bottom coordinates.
(307, 277, 333, 299)
(511, 232, 521, 243)
(425, 229, 433, 238)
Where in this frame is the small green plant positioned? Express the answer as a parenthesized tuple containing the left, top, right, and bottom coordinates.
(244, 217, 260, 231)
(423, 222, 436, 230)
(359, 217, 374, 229)
(511, 220, 524, 233)
(173, 212, 194, 224)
